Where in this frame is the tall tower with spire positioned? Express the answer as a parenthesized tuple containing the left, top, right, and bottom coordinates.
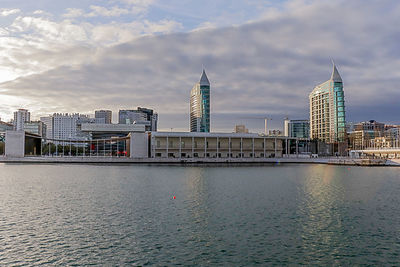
(309, 62, 346, 143)
(190, 69, 210, 132)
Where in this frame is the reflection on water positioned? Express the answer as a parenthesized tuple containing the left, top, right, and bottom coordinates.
(1, 164, 400, 265)
(299, 165, 346, 264)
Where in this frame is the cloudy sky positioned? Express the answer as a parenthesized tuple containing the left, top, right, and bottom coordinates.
(0, 0, 399, 132)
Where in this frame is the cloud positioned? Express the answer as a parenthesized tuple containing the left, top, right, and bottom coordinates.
(0, 8, 20, 16)
(86, 5, 130, 17)
(63, 8, 85, 18)
(1, 0, 400, 131)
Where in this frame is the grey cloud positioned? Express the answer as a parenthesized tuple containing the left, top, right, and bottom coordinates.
(1, 0, 400, 131)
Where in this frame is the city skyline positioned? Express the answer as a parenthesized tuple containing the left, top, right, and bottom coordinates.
(1, 0, 400, 132)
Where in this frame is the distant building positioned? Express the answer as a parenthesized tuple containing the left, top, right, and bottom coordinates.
(348, 120, 386, 150)
(284, 119, 310, 138)
(268, 129, 283, 136)
(190, 70, 210, 132)
(309, 62, 346, 143)
(13, 109, 30, 131)
(0, 121, 13, 132)
(40, 113, 94, 141)
(24, 121, 47, 138)
(354, 120, 384, 133)
(234, 125, 249, 133)
(95, 110, 112, 124)
(118, 107, 158, 131)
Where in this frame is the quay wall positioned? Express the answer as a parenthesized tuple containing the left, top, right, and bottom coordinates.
(0, 156, 391, 166)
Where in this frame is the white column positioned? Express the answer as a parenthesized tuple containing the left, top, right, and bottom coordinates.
(296, 139, 299, 157)
(275, 138, 277, 157)
(103, 140, 105, 157)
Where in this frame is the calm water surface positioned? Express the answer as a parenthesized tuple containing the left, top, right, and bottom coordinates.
(1, 163, 400, 265)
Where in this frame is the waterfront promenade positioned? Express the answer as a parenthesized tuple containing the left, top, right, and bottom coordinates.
(0, 155, 395, 166)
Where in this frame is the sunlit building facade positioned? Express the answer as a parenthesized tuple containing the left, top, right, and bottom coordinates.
(190, 70, 210, 132)
(309, 63, 346, 143)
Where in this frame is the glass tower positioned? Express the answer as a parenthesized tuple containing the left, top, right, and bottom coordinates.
(309, 63, 346, 143)
(190, 70, 210, 132)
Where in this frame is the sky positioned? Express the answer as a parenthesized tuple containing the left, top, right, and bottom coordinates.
(0, 0, 399, 132)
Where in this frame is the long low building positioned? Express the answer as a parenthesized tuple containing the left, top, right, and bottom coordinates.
(151, 132, 286, 158)
(3, 128, 308, 160)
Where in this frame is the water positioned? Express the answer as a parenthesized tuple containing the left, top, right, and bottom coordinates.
(1, 164, 400, 265)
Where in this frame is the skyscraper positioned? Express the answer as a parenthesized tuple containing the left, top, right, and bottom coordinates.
(190, 70, 210, 132)
(309, 62, 346, 143)
(13, 109, 30, 131)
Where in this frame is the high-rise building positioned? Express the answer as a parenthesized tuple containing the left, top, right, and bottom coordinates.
(95, 110, 112, 124)
(284, 119, 310, 138)
(40, 113, 92, 141)
(190, 70, 210, 132)
(13, 109, 30, 131)
(309, 63, 346, 143)
(118, 107, 158, 131)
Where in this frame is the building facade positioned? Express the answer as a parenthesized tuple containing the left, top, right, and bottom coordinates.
(95, 110, 112, 124)
(151, 132, 283, 158)
(309, 63, 346, 143)
(13, 109, 30, 131)
(284, 119, 310, 138)
(118, 107, 158, 131)
(190, 70, 210, 132)
(40, 113, 94, 141)
(24, 121, 47, 138)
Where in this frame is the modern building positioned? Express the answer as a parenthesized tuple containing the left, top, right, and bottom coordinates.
(40, 113, 94, 141)
(24, 121, 47, 138)
(13, 109, 30, 131)
(347, 120, 386, 150)
(284, 119, 310, 138)
(151, 132, 283, 158)
(95, 110, 112, 124)
(354, 120, 384, 133)
(190, 70, 210, 132)
(309, 62, 346, 143)
(118, 107, 158, 131)
(234, 125, 249, 133)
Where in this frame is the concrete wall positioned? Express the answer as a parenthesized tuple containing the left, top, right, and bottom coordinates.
(5, 131, 25, 157)
(130, 132, 148, 158)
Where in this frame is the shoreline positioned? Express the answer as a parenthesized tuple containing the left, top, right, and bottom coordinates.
(1, 156, 398, 166)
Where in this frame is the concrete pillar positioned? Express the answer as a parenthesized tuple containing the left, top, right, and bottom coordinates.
(5, 131, 25, 158)
(129, 132, 148, 158)
(275, 138, 277, 157)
